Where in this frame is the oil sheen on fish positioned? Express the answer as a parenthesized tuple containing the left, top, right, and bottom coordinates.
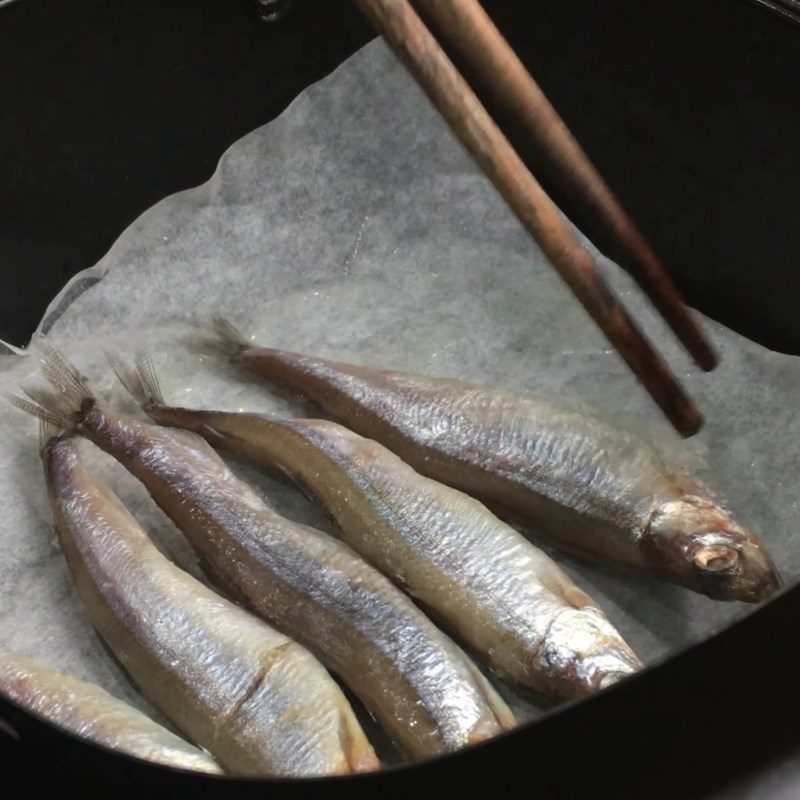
(17, 427, 377, 777)
(203, 319, 779, 603)
(139, 397, 641, 698)
(15, 343, 514, 759)
(0, 650, 221, 773)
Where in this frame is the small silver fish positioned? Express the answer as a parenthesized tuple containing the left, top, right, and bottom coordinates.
(0, 650, 221, 773)
(138, 398, 641, 698)
(9, 416, 378, 777)
(201, 318, 780, 603)
(15, 342, 514, 759)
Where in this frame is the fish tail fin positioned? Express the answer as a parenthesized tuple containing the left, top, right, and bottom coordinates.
(38, 418, 65, 451)
(107, 352, 165, 409)
(33, 334, 96, 406)
(191, 316, 250, 361)
(6, 335, 98, 438)
(5, 388, 73, 432)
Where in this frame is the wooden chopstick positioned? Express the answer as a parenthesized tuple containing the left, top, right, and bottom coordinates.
(411, 0, 717, 372)
(355, 0, 702, 435)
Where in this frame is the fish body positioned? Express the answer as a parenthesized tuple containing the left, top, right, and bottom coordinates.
(42, 436, 376, 777)
(148, 404, 641, 698)
(0, 650, 221, 773)
(219, 337, 778, 603)
(17, 347, 514, 758)
(81, 409, 513, 757)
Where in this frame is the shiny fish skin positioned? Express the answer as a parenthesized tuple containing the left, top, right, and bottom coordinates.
(78, 408, 514, 757)
(146, 405, 641, 698)
(16, 345, 514, 758)
(219, 338, 779, 603)
(0, 650, 221, 773)
(42, 437, 375, 777)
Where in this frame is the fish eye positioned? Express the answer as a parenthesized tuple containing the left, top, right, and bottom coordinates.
(693, 544, 739, 574)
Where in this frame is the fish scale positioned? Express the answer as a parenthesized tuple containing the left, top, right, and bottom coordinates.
(140, 401, 641, 698)
(220, 338, 778, 602)
(38, 436, 376, 777)
(30, 365, 513, 761)
(0, 649, 222, 774)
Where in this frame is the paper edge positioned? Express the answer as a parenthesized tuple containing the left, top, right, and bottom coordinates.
(0, 37, 383, 356)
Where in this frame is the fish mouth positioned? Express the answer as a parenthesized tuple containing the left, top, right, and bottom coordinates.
(571, 647, 641, 697)
(597, 670, 632, 691)
(539, 607, 642, 698)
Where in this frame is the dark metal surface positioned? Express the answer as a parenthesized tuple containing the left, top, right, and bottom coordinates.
(357, 0, 702, 435)
(750, 0, 800, 24)
(1, 1, 799, 796)
(0, 0, 374, 349)
(2, 0, 799, 357)
(412, 0, 717, 374)
(2, 581, 800, 798)
(247, 0, 293, 24)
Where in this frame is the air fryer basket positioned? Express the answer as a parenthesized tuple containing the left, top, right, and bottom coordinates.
(1, 2, 798, 797)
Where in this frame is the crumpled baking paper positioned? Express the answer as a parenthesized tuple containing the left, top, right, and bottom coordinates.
(1, 39, 798, 755)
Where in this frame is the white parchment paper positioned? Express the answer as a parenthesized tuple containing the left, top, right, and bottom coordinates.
(1, 40, 798, 750)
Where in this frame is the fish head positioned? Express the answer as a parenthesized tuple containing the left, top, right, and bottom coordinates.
(645, 496, 780, 602)
(539, 605, 642, 698)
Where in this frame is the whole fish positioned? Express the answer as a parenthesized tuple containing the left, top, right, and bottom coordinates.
(16, 343, 514, 759)
(203, 319, 779, 603)
(0, 650, 221, 773)
(8, 416, 377, 777)
(137, 394, 641, 698)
